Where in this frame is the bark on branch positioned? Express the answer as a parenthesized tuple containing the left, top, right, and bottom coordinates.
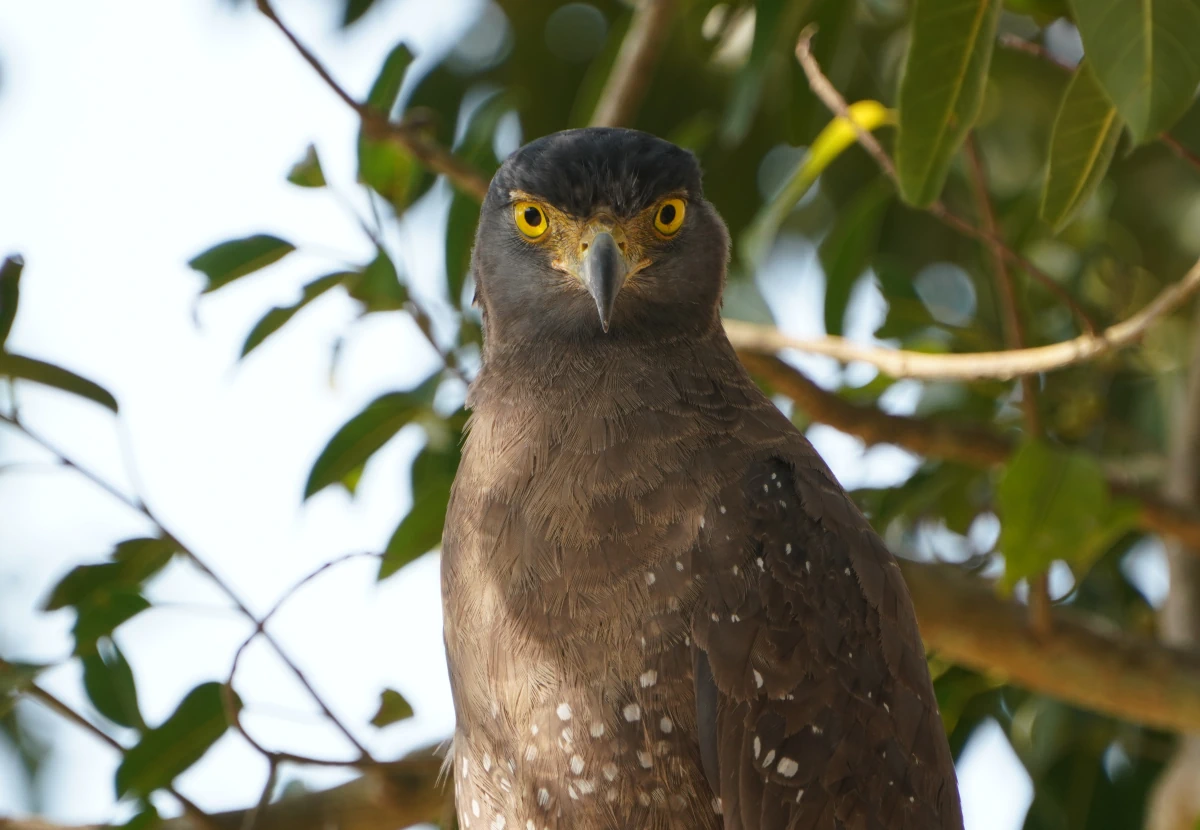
(736, 351, 1200, 550)
(725, 250, 1200, 380)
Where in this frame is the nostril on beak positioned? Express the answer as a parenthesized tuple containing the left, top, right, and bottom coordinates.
(581, 242, 589, 252)
(618, 241, 626, 252)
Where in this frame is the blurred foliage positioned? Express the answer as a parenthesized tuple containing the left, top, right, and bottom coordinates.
(6, 0, 1200, 826)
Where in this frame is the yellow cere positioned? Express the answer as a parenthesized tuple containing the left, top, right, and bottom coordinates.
(514, 201, 549, 239)
(654, 198, 686, 236)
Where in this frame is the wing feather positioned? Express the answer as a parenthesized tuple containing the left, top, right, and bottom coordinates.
(692, 454, 963, 830)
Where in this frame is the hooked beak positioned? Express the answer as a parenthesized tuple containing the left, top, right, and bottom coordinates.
(581, 230, 629, 333)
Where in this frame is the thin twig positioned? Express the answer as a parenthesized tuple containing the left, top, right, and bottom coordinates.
(998, 33, 1200, 178)
(590, 0, 679, 128)
(795, 26, 1097, 334)
(966, 135, 1052, 637)
(723, 250, 1200, 379)
(256, 0, 490, 200)
(224, 552, 383, 768)
(0, 411, 375, 762)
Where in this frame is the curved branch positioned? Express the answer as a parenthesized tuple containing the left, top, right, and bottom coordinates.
(256, 0, 490, 201)
(794, 26, 1097, 334)
(736, 352, 1200, 550)
(903, 560, 1200, 733)
(590, 0, 679, 128)
(725, 252, 1200, 380)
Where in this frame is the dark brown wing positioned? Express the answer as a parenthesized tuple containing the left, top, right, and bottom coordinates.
(691, 453, 963, 830)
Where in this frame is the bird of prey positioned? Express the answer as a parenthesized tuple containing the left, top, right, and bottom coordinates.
(441, 127, 963, 830)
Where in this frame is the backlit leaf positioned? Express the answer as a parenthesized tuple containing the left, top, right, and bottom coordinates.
(304, 373, 441, 500)
(0, 254, 23, 348)
(369, 688, 415, 727)
(0, 353, 118, 412)
(896, 0, 1003, 206)
(188, 235, 295, 293)
(1041, 60, 1124, 232)
(1071, 0, 1200, 142)
(997, 441, 1139, 590)
(82, 637, 145, 730)
(115, 682, 239, 799)
(242, 272, 347, 357)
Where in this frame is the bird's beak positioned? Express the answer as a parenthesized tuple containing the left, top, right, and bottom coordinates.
(581, 230, 629, 333)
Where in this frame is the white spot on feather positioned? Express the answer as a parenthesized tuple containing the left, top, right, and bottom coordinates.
(589, 721, 605, 737)
(570, 755, 585, 774)
(778, 757, 799, 777)
(623, 703, 642, 721)
(556, 703, 572, 721)
(644, 571, 656, 586)
(602, 762, 618, 781)
(753, 736, 761, 758)
(660, 716, 673, 733)
(638, 750, 653, 768)
(640, 670, 657, 687)
(753, 669, 764, 688)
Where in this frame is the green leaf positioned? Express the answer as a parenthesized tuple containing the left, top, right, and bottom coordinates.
(110, 537, 178, 585)
(358, 135, 428, 212)
(722, 0, 815, 145)
(997, 441, 1140, 590)
(896, 0, 1003, 206)
(82, 638, 145, 730)
(445, 192, 478, 308)
(379, 438, 460, 580)
(365, 43, 414, 116)
(188, 234, 295, 293)
(342, 0, 375, 26)
(1071, 0, 1200, 142)
(369, 688, 414, 727)
(286, 144, 326, 188)
(0, 353, 118, 412)
(241, 272, 348, 358)
(304, 373, 441, 500)
(819, 180, 892, 336)
(115, 682, 239, 799)
(345, 250, 407, 313)
(73, 589, 150, 654)
(0, 254, 23, 349)
(1040, 60, 1124, 232)
(45, 538, 176, 611)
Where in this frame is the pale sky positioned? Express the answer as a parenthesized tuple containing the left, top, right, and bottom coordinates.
(0, 1, 1030, 826)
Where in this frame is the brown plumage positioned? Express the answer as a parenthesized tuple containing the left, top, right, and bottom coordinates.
(441, 128, 963, 830)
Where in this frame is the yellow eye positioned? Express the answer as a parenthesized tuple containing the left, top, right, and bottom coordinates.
(654, 198, 686, 235)
(514, 201, 549, 239)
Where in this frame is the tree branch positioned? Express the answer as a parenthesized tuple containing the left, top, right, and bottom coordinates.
(724, 250, 1200, 380)
(590, 0, 678, 128)
(794, 26, 1097, 335)
(0, 755, 445, 830)
(901, 560, 1200, 734)
(735, 351, 1200, 550)
(965, 134, 1052, 636)
(255, 0, 490, 201)
(0, 411, 375, 763)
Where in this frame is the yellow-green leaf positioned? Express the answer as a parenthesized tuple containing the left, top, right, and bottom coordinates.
(896, 0, 1003, 206)
(742, 101, 895, 268)
(997, 441, 1139, 591)
(242, 272, 348, 358)
(369, 688, 415, 727)
(286, 144, 326, 188)
(1041, 60, 1124, 232)
(1071, 0, 1200, 142)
